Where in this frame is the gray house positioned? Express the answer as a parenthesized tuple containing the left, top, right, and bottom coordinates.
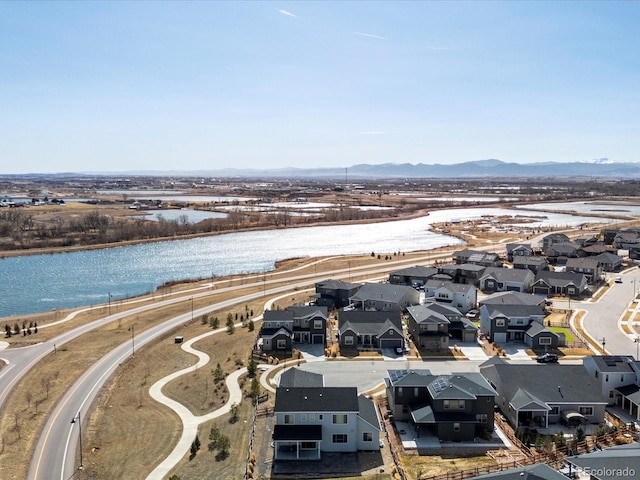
(388, 265, 438, 287)
(260, 310, 294, 352)
(349, 282, 420, 311)
(531, 271, 588, 297)
(479, 303, 547, 344)
(407, 303, 451, 350)
(512, 255, 549, 274)
(273, 386, 381, 460)
(385, 369, 496, 442)
(315, 279, 362, 308)
(480, 357, 608, 430)
(479, 267, 535, 293)
(546, 241, 580, 264)
(506, 242, 534, 262)
(337, 310, 404, 352)
(260, 305, 328, 352)
(565, 257, 602, 284)
(567, 443, 640, 480)
(437, 263, 486, 285)
(542, 233, 570, 252)
(582, 355, 640, 406)
(453, 249, 502, 268)
(595, 251, 623, 272)
(480, 291, 547, 308)
(524, 322, 561, 350)
(424, 280, 477, 313)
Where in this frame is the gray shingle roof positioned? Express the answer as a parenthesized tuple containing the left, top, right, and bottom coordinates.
(357, 395, 381, 430)
(567, 443, 640, 480)
(338, 310, 403, 336)
(480, 291, 546, 306)
(350, 282, 416, 303)
(275, 387, 359, 412)
(279, 367, 324, 388)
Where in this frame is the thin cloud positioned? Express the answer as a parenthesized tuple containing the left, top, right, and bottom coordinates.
(360, 131, 385, 135)
(353, 32, 388, 40)
(278, 9, 298, 18)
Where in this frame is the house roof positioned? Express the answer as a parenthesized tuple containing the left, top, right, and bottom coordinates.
(260, 326, 293, 339)
(357, 395, 381, 430)
(526, 322, 558, 338)
(274, 387, 359, 413)
(410, 404, 477, 424)
(479, 357, 607, 407)
(407, 304, 451, 325)
(513, 256, 548, 267)
(480, 291, 547, 306)
(595, 251, 622, 263)
(615, 384, 640, 405)
(546, 242, 579, 255)
(390, 265, 438, 278)
(586, 355, 639, 373)
(315, 278, 362, 291)
(338, 310, 403, 336)
(386, 370, 495, 399)
(288, 304, 328, 320)
(534, 271, 586, 288)
(470, 463, 568, 480)
(506, 242, 533, 253)
(263, 310, 294, 322)
(481, 267, 534, 283)
(483, 304, 546, 319)
(435, 282, 476, 294)
(566, 443, 640, 480)
(565, 257, 600, 269)
(350, 282, 417, 304)
(279, 367, 324, 388)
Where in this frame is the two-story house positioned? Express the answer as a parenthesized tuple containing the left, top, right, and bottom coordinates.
(479, 303, 547, 344)
(388, 265, 438, 287)
(424, 280, 476, 313)
(512, 255, 549, 274)
(437, 264, 486, 285)
(506, 243, 533, 262)
(385, 369, 496, 442)
(582, 355, 640, 406)
(337, 310, 404, 352)
(288, 305, 328, 345)
(453, 249, 502, 268)
(541, 233, 570, 253)
(315, 279, 362, 308)
(260, 310, 294, 352)
(260, 305, 328, 352)
(565, 257, 602, 284)
(273, 386, 381, 460)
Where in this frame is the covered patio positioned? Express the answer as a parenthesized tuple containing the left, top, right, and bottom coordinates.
(273, 425, 322, 460)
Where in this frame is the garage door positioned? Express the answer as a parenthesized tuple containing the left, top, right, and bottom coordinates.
(312, 334, 324, 344)
(379, 338, 402, 349)
(494, 333, 507, 344)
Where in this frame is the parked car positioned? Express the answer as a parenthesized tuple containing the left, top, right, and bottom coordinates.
(536, 353, 559, 363)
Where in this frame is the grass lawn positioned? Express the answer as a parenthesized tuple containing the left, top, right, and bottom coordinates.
(549, 326, 575, 342)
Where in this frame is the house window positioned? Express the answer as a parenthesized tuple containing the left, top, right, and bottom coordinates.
(495, 319, 505, 327)
(284, 414, 294, 424)
(476, 414, 488, 423)
(609, 390, 614, 399)
(516, 319, 524, 325)
(332, 414, 348, 424)
(301, 414, 307, 421)
(332, 434, 348, 443)
(277, 339, 287, 349)
(550, 406, 559, 415)
(344, 336, 354, 345)
(309, 414, 315, 421)
(363, 432, 373, 442)
(444, 400, 465, 410)
(578, 406, 594, 416)
(539, 337, 552, 345)
(389, 329, 394, 335)
(300, 442, 316, 449)
(595, 371, 599, 378)
(318, 414, 323, 421)
(605, 374, 609, 382)
(314, 320, 323, 330)
(453, 423, 460, 432)
(397, 387, 403, 396)
(414, 387, 419, 397)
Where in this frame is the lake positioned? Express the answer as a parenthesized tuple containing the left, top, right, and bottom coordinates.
(0, 207, 608, 318)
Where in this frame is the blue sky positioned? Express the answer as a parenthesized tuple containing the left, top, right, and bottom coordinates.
(1, 1, 638, 174)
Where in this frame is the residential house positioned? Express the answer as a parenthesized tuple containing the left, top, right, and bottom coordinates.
(349, 282, 420, 311)
(546, 241, 579, 265)
(582, 355, 640, 406)
(613, 229, 640, 250)
(437, 263, 486, 285)
(406, 303, 450, 350)
(480, 357, 608, 430)
(288, 305, 328, 345)
(565, 257, 602, 284)
(595, 252, 623, 272)
(579, 243, 611, 257)
(541, 233, 570, 253)
(279, 367, 324, 388)
(505, 243, 533, 262)
(512, 255, 549, 274)
(259, 305, 328, 352)
(260, 310, 294, 353)
(314, 279, 362, 309)
(273, 386, 381, 459)
(453, 249, 502, 268)
(388, 265, 438, 287)
(424, 280, 477, 313)
(479, 267, 535, 293)
(531, 271, 588, 297)
(566, 443, 640, 480)
(574, 234, 599, 248)
(337, 310, 404, 352)
(524, 322, 562, 351)
(479, 291, 547, 309)
(479, 303, 547, 344)
(385, 369, 496, 442)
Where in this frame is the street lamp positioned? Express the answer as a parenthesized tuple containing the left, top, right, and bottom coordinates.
(130, 324, 135, 356)
(108, 292, 112, 315)
(601, 337, 606, 354)
(635, 336, 639, 361)
(191, 297, 194, 322)
(71, 412, 83, 469)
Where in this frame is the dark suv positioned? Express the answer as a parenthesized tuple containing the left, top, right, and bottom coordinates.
(536, 353, 559, 363)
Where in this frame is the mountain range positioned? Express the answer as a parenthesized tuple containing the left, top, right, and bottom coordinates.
(123, 159, 640, 179)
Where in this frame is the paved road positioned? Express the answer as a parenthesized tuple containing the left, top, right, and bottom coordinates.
(25, 250, 472, 479)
